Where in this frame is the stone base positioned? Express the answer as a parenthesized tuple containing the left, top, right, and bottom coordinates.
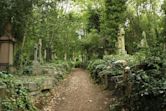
(0, 64, 16, 73)
(32, 61, 41, 75)
(118, 49, 127, 55)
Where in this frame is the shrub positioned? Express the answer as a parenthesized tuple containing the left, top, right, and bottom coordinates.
(0, 72, 37, 111)
(122, 56, 166, 111)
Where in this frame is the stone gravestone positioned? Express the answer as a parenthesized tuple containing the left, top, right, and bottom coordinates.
(117, 27, 127, 54)
(0, 23, 16, 71)
(140, 31, 149, 48)
(38, 39, 43, 63)
(34, 44, 38, 63)
(32, 44, 41, 75)
(64, 53, 67, 61)
(44, 49, 47, 61)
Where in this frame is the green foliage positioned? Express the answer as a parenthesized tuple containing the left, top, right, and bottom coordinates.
(81, 29, 103, 59)
(0, 72, 37, 111)
(126, 0, 163, 54)
(0, 0, 36, 40)
(88, 53, 166, 111)
(2, 87, 36, 111)
(162, 0, 166, 43)
(22, 66, 33, 75)
(104, 52, 145, 66)
(87, 53, 146, 85)
(88, 59, 106, 83)
(122, 56, 166, 111)
(86, 8, 101, 32)
(100, 0, 127, 51)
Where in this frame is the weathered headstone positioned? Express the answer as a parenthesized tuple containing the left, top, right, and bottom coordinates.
(32, 44, 41, 75)
(64, 53, 67, 61)
(44, 49, 47, 61)
(34, 44, 38, 62)
(38, 39, 43, 63)
(0, 23, 16, 71)
(140, 31, 149, 48)
(117, 26, 127, 54)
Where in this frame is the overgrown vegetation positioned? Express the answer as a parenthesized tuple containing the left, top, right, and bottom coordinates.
(123, 56, 166, 111)
(0, 0, 166, 110)
(0, 72, 36, 111)
(0, 61, 72, 111)
(88, 53, 166, 111)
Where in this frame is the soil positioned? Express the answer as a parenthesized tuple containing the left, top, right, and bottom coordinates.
(43, 69, 112, 111)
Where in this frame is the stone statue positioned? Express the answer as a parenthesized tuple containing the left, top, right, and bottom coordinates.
(117, 26, 127, 54)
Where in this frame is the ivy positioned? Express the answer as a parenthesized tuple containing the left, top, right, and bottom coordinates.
(121, 56, 166, 111)
(0, 72, 37, 111)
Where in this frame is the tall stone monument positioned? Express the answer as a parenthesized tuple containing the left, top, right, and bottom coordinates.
(0, 23, 16, 71)
(117, 26, 127, 54)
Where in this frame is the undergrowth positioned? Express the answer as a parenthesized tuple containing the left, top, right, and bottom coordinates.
(0, 72, 37, 111)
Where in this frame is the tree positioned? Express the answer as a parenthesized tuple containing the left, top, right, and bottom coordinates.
(162, 0, 166, 51)
(125, 0, 163, 54)
(0, 0, 36, 41)
(86, 8, 101, 33)
(100, 0, 127, 52)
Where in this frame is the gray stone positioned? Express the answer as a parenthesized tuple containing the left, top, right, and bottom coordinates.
(140, 31, 149, 48)
(42, 78, 54, 90)
(23, 82, 39, 92)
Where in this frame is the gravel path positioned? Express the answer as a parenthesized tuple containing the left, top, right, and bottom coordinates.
(43, 69, 112, 111)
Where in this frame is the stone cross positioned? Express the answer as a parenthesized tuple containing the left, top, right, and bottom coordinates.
(32, 43, 41, 75)
(117, 27, 127, 54)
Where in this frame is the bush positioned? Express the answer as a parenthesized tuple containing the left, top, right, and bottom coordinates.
(122, 56, 166, 111)
(87, 53, 142, 83)
(0, 72, 37, 111)
(87, 59, 106, 83)
(88, 53, 166, 111)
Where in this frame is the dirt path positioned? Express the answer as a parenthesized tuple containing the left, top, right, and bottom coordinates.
(43, 69, 112, 111)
